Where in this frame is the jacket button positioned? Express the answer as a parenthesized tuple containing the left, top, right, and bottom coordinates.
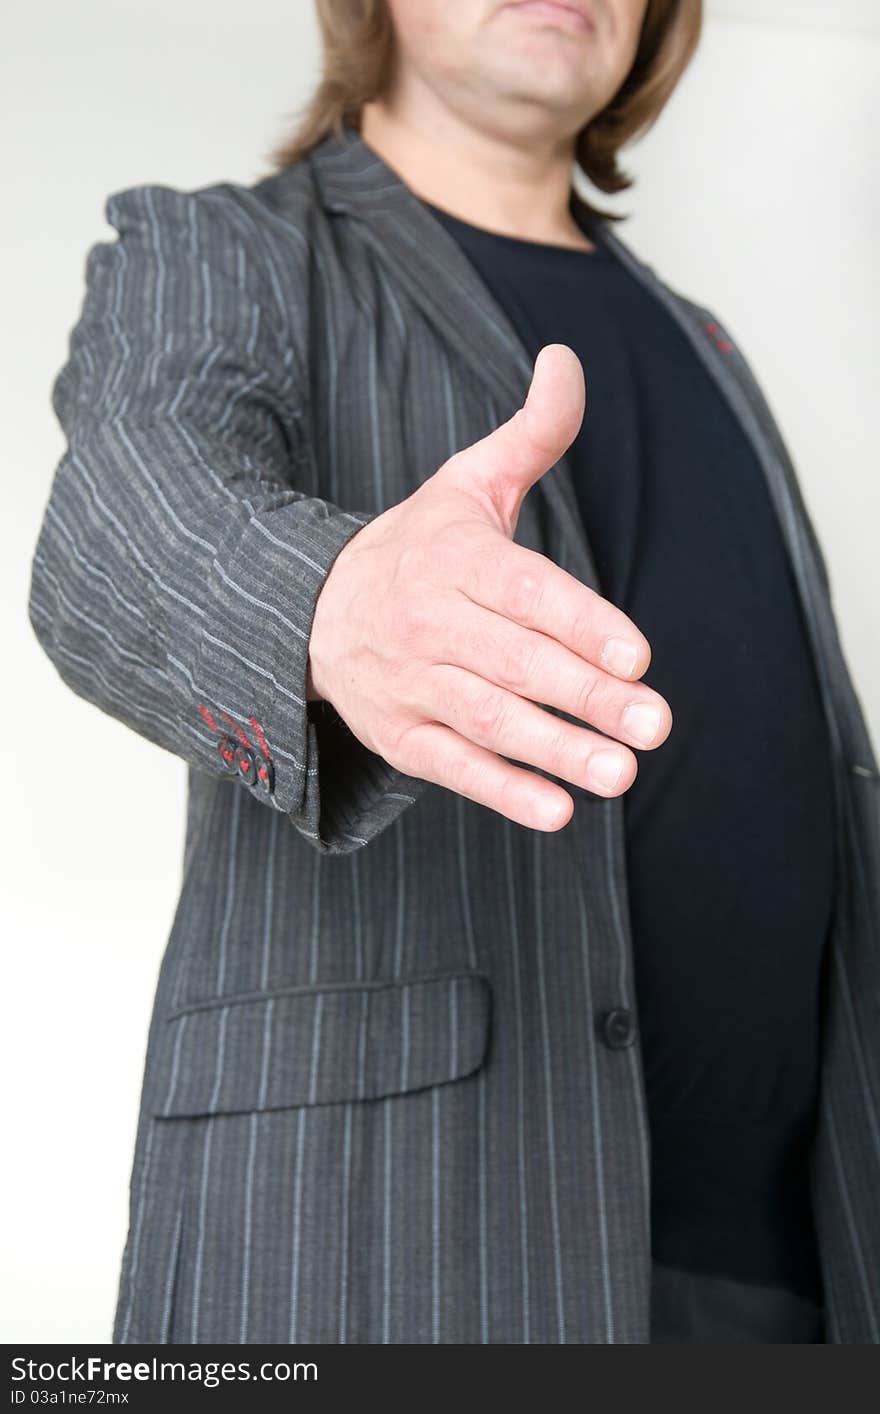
(601, 1008, 636, 1049)
(217, 734, 237, 772)
(234, 743, 256, 782)
(254, 752, 274, 793)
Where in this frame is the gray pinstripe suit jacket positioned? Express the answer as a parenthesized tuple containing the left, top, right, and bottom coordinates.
(28, 126, 880, 1343)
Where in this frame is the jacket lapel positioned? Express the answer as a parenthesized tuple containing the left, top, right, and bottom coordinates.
(307, 125, 605, 595)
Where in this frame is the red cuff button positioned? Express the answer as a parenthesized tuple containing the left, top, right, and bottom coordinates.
(254, 752, 275, 794)
(234, 743, 256, 782)
(217, 735, 237, 772)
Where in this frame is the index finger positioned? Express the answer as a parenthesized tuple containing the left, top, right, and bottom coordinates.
(461, 539, 651, 681)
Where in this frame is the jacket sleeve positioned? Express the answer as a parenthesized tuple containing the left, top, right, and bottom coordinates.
(27, 180, 428, 854)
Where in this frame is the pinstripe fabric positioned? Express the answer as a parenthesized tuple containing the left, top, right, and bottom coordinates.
(28, 126, 880, 1343)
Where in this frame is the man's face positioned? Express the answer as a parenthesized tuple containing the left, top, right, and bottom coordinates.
(383, 0, 650, 140)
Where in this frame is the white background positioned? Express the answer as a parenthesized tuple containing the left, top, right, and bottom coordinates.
(2, 0, 878, 1341)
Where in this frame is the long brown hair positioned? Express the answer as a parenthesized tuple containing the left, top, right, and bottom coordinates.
(265, 0, 703, 222)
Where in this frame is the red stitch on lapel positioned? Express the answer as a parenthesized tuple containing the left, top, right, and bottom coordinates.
(249, 717, 271, 759)
(705, 320, 733, 355)
(199, 703, 219, 733)
(220, 710, 252, 750)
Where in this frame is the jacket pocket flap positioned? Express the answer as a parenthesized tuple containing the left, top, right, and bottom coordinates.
(151, 971, 492, 1119)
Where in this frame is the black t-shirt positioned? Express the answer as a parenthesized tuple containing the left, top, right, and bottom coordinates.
(420, 194, 836, 1303)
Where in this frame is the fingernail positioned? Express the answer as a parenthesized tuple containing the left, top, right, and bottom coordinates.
(588, 749, 626, 790)
(601, 636, 639, 678)
(622, 703, 661, 748)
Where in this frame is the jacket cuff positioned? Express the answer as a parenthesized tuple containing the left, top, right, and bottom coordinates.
(188, 497, 428, 853)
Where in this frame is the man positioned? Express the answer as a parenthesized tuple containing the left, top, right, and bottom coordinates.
(28, 0, 880, 1343)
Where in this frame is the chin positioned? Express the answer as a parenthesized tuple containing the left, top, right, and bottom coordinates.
(494, 64, 596, 113)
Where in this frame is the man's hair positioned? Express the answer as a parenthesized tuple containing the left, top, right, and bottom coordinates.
(265, 0, 703, 221)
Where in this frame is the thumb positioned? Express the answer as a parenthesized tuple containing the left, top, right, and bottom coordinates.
(444, 343, 586, 533)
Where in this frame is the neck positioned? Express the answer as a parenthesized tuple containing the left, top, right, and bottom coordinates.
(359, 92, 595, 253)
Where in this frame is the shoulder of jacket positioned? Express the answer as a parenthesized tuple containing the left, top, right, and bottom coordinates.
(100, 160, 323, 265)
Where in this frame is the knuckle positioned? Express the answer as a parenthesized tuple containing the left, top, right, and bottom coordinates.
(569, 602, 598, 650)
(390, 590, 433, 646)
(545, 720, 574, 772)
(502, 632, 542, 692)
(468, 685, 510, 742)
(505, 567, 544, 623)
(493, 769, 522, 821)
(378, 716, 419, 773)
(448, 747, 487, 801)
(573, 668, 606, 723)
